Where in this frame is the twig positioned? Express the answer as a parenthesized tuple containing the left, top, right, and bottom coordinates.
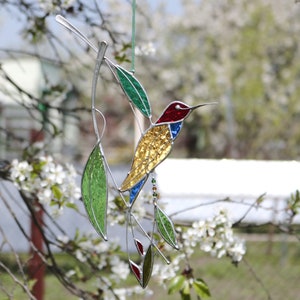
(0, 261, 37, 300)
(233, 193, 266, 226)
(243, 258, 273, 300)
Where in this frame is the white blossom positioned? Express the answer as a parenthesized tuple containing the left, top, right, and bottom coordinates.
(37, 188, 52, 205)
(135, 42, 156, 56)
(57, 235, 70, 244)
(65, 269, 76, 278)
(111, 258, 130, 281)
(75, 249, 87, 262)
(152, 262, 179, 288)
(10, 159, 33, 189)
(38, 0, 75, 14)
(193, 208, 246, 263)
(97, 256, 107, 270)
(227, 240, 247, 263)
(9, 155, 80, 216)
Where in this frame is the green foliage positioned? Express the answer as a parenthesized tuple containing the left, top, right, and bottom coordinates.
(51, 184, 62, 201)
(168, 275, 210, 299)
(115, 42, 132, 64)
(168, 275, 186, 295)
(192, 278, 211, 299)
(181, 280, 191, 300)
(23, 16, 47, 43)
(27, 279, 37, 292)
(288, 190, 300, 216)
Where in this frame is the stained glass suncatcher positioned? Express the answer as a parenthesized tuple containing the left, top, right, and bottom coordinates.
(56, 15, 215, 288)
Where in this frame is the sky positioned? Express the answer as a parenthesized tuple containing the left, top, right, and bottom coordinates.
(148, 0, 182, 14)
(0, 1, 182, 52)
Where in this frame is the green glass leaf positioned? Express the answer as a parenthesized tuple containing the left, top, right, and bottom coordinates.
(81, 143, 107, 240)
(142, 245, 154, 288)
(114, 64, 151, 118)
(155, 205, 179, 249)
(192, 278, 211, 298)
(168, 275, 186, 295)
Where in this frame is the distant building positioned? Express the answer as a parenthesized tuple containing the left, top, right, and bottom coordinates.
(0, 57, 79, 160)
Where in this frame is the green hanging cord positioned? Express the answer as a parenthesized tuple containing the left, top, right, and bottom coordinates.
(131, 0, 136, 74)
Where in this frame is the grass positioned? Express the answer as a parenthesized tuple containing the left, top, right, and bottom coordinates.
(0, 238, 300, 300)
(144, 238, 300, 300)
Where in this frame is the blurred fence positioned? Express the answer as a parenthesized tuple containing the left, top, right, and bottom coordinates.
(156, 158, 300, 224)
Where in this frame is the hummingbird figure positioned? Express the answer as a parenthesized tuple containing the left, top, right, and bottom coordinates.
(119, 101, 213, 204)
(56, 14, 217, 288)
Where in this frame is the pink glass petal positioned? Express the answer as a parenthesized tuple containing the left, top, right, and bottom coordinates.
(134, 238, 145, 256)
(129, 260, 142, 283)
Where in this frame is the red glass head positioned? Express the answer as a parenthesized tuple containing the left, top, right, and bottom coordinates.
(156, 101, 192, 124)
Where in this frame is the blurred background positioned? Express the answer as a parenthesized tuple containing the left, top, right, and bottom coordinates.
(2, 0, 300, 164)
(1, 1, 300, 299)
